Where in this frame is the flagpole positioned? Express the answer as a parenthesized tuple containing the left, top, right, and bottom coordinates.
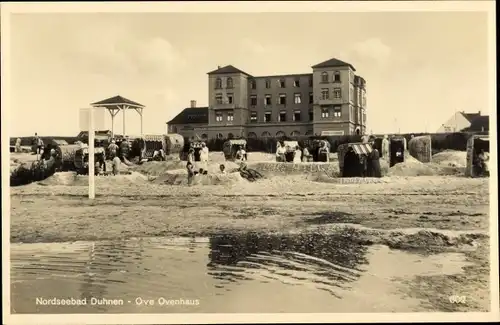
(88, 107, 95, 199)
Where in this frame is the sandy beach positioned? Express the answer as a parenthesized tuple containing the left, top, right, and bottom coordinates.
(9, 151, 491, 312)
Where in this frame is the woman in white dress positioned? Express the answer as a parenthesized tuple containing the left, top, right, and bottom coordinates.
(293, 146, 302, 163)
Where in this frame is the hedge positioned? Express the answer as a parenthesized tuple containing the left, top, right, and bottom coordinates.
(186, 131, 489, 154)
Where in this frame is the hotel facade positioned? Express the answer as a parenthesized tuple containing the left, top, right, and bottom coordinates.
(166, 57, 367, 140)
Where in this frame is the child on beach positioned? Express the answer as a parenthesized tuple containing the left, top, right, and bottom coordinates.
(187, 161, 195, 185)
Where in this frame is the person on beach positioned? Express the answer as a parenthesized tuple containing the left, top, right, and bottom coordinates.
(302, 147, 310, 162)
(381, 135, 389, 160)
(186, 161, 195, 185)
(108, 140, 118, 160)
(15, 138, 22, 153)
(112, 156, 121, 175)
(187, 148, 195, 164)
(236, 145, 247, 162)
(219, 164, 226, 174)
(200, 142, 209, 169)
(318, 141, 330, 162)
(34, 133, 44, 160)
(276, 142, 286, 162)
(293, 146, 302, 163)
(477, 149, 489, 176)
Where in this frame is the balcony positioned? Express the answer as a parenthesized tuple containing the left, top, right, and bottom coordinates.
(317, 98, 334, 105)
(317, 98, 344, 106)
(212, 103, 236, 110)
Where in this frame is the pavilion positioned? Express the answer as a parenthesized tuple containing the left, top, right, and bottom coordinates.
(90, 95, 145, 138)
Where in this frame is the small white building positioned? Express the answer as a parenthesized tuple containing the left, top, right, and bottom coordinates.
(436, 111, 481, 133)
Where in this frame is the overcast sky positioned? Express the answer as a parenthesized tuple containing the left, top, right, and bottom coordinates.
(8, 10, 491, 136)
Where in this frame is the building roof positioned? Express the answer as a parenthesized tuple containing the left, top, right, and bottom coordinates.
(91, 95, 144, 108)
(460, 112, 481, 123)
(207, 65, 252, 77)
(311, 57, 356, 71)
(167, 107, 209, 125)
(253, 73, 312, 79)
(467, 115, 489, 132)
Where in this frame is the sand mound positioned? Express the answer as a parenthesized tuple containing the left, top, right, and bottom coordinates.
(387, 155, 464, 177)
(38, 171, 149, 186)
(208, 152, 226, 163)
(432, 150, 467, 168)
(151, 170, 245, 186)
(133, 160, 240, 176)
(247, 162, 340, 177)
(246, 152, 276, 162)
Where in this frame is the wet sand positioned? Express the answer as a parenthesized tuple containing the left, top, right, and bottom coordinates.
(9, 158, 491, 312)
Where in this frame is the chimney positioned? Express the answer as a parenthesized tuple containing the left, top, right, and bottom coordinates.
(190, 100, 196, 108)
(478, 110, 481, 116)
(217, 65, 221, 69)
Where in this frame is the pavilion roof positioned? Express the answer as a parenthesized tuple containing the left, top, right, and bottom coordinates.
(91, 95, 144, 108)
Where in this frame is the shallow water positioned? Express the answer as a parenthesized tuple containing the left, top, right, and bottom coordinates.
(11, 233, 472, 313)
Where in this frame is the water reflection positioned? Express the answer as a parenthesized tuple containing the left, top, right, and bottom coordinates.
(11, 235, 474, 314)
(79, 240, 144, 310)
(207, 232, 369, 297)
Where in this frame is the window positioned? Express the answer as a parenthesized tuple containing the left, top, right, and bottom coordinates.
(250, 79, 256, 89)
(293, 110, 301, 121)
(294, 93, 302, 104)
(294, 79, 300, 87)
(278, 93, 286, 105)
(333, 106, 341, 117)
(227, 112, 234, 121)
(321, 88, 329, 100)
(279, 79, 286, 88)
(309, 92, 314, 104)
(291, 130, 300, 136)
(216, 133, 224, 139)
(226, 77, 233, 89)
(309, 110, 314, 121)
(250, 111, 258, 123)
(215, 78, 222, 89)
(308, 76, 313, 87)
(264, 112, 272, 123)
(321, 108, 329, 118)
(276, 131, 285, 138)
(265, 79, 271, 88)
(362, 93, 366, 107)
(334, 71, 341, 82)
(215, 112, 223, 122)
(216, 93, 223, 104)
(227, 133, 234, 139)
(247, 132, 257, 138)
(265, 94, 272, 106)
(262, 131, 271, 137)
(350, 86, 354, 101)
(250, 95, 257, 106)
(227, 93, 234, 104)
(321, 72, 328, 83)
(333, 88, 342, 99)
(279, 111, 287, 122)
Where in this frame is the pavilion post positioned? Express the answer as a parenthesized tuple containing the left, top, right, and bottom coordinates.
(122, 106, 126, 136)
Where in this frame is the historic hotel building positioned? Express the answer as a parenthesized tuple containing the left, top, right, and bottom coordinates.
(166, 57, 367, 139)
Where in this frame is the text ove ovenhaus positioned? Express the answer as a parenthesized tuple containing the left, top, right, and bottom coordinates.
(35, 297, 201, 306)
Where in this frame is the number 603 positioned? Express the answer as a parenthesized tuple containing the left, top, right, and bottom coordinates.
(449, 295, 467, 304)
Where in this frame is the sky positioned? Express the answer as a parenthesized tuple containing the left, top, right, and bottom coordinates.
(8, 11, 491, 136)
